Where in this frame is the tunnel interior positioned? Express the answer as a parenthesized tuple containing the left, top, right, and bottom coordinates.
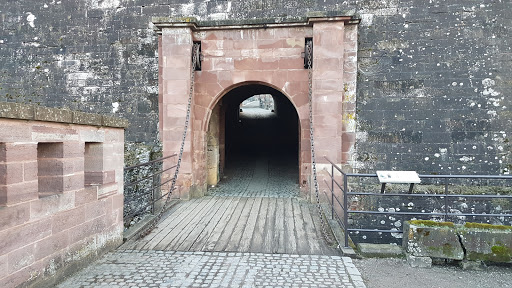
(224, 85, 299, 162)
(207, 84, 300, 193)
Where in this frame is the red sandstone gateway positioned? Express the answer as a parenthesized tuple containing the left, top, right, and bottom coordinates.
(155, 16, 359, 199)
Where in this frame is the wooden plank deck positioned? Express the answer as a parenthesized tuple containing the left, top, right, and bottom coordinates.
(123, 196, 339, 256)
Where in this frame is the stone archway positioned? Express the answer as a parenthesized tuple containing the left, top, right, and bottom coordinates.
(205, 83, 300, 191)
(155, 16, 359, 200)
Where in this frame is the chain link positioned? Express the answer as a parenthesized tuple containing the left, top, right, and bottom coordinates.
(139, 43, 200, 238)
(306, 40, 335, 245)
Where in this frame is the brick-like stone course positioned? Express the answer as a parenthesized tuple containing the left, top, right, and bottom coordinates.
(0, 103, 125, 287)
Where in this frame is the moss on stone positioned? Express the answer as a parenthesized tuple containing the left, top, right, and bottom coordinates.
(468, 245, 511, 262)
(491, 245, 510, 255)
(427, 243, 456, 257)
(409, 220, 455, 228)
(464, 222, 512, 231)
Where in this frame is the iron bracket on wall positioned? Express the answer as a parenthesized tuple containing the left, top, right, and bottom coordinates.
(192, 41, 203, 71)
(302, 38, 313, 69)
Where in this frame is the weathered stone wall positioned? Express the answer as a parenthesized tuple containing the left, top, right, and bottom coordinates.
(1, 0, 510, 174)
(0, 102, 125, 288)
(347, 182, 512, 245)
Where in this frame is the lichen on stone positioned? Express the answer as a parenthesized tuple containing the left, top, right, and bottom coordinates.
(464, 222, 512, 231)
(409, 220, 455, 228)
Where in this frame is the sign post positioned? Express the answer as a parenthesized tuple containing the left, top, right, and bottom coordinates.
(377, 171, 421, 193)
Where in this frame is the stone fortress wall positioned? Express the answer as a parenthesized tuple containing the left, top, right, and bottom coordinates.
(0, 0, 510, 174)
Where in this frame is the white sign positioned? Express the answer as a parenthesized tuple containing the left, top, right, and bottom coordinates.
(377, 171, 421, 184)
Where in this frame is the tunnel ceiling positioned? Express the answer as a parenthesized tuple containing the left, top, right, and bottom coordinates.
(222, 84, 286, 107)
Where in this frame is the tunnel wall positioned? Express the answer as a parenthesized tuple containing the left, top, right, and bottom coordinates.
(0, 0, 510, 175)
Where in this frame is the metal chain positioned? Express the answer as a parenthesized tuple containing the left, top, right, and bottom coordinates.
(139, 43, 200, 238)
(306, 40, 335, 245)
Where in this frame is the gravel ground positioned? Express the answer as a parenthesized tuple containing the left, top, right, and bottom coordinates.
(353, 258, 512, 288)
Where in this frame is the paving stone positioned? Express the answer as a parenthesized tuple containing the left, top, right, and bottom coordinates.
(57, 250, 365, 287)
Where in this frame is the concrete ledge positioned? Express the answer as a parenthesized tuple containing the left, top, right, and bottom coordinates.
(320, 203, 357, 257)
(102, 115, 130, 128)
(35, 106, 73, 123)
(357, 243, 404, 258)
(0, 102, 129, 128)
(406, 254, 432, 268)
(0, 102, 35, 119)
(72, 111, 102, 126)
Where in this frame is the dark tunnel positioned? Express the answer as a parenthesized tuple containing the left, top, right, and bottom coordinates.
(221, 84, 300, 179)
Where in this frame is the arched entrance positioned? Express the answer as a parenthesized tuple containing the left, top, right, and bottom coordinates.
(155, 16, 359, 200)
(206, 84, 300, 196)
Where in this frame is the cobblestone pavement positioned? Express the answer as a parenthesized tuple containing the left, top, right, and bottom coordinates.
(57, 250, 365, 288)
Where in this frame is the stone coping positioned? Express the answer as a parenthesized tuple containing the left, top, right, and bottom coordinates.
(153, 12, 360, 32)
(0, 102, 129, 128)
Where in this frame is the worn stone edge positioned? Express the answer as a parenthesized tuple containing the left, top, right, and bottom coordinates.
(320, 203, 358, 257)
(152, 11, 359, 29)
(0, 102, 129, 128)
(357, 243, 404, 258)
(123, 200, 181, 242)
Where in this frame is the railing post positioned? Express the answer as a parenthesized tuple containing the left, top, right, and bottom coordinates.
(343, 173, 349, 248)
(444, 178, 449, 222)
(331, 165, 334, 220)
(152, 162, 157, 214)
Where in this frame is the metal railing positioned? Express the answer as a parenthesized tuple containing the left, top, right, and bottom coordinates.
(324, 157, 512, 248)
(123, 154, 177, 226)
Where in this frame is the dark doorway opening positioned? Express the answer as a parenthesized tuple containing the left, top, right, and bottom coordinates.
(208, 84, 300, 197)
(225, 85, 298, 163)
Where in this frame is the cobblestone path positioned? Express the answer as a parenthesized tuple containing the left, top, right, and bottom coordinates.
(57, 250, 366, 288)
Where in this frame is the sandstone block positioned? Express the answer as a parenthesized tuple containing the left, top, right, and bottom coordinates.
(51, 206, 85, 233)
(459, 225, 512, 263)
(403, 221, 464, 260)
(0, 181, 38, 206)
(0, 202, 30, 231)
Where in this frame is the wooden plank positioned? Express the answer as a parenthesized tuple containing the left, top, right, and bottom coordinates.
(202, 197, 246, 251)
(250, 197, 270, 253)
(283, 197, 297, 254)
(187, 197, 237, 251)
(150, 198, 215, 250)
(262, 197, 277, 254)
(292, 199, 310, 255)
(158, 197, 220, 250)
(133, 199, 199, 250)
(212, 197, 250, 251)
(274, 198, 286, 254)
(138, 199, 201, 250)
(224, 197, 257, 252)
(238, 197, 263, 252)
(300, 201, 323, 255)
(179, 197, 235, 251)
